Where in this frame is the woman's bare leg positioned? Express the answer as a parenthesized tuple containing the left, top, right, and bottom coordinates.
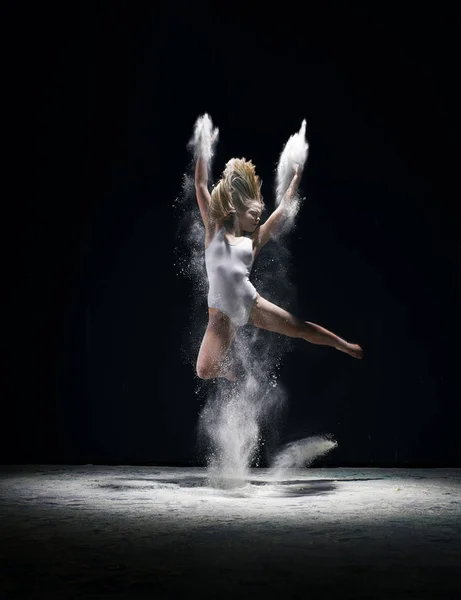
(196, 309, 238, 380)
(249, 295, 363, 359)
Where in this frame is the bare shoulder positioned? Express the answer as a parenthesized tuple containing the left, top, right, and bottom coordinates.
(205, 221, 223, 249)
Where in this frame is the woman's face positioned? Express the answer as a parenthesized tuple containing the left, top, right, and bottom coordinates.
(238, 201, 262, 232)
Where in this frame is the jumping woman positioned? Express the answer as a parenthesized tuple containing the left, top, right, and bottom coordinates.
(194, 137, 363, 382)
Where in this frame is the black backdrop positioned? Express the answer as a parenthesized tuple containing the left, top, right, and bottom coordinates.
(5, 3, 460, 466)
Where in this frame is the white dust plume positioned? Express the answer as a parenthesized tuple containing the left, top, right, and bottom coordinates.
(187, 113, 219, 163)
(274, 119, 309, 234)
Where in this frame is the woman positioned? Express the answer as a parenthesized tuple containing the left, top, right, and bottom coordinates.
(195, 155, 363, 381)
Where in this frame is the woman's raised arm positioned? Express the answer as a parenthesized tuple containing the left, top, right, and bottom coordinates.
(253, 164, 303, 250)
(195, 157, 212, 228)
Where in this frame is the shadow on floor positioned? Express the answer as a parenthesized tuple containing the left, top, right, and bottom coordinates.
(95, 475, 384, 498)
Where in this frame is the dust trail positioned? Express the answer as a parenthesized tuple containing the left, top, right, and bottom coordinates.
(268, 435, 338, 481)
(175, 115, 335, 487)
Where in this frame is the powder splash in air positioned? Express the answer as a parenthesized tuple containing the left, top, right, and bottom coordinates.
(274, 119, 309, 236)
(268, 435, 338, 481)
(187, 113, 219, 163)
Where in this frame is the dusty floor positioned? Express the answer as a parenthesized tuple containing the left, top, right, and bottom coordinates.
(1, 465, 460, 599)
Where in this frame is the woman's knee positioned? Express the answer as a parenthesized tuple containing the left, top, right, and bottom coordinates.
(196, 359, 219, 380)
(275, 316, 305, 339)
(291, 319, 308, 338)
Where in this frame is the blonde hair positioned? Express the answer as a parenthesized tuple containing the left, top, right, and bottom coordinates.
(209, 158, 263, 225)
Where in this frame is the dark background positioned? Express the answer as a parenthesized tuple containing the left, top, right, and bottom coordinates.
(5, 2, 460, 466)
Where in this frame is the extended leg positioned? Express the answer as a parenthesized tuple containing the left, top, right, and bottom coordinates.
(249, 295, 363, 359)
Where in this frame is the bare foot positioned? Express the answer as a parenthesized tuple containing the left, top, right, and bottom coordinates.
(336, 342, 363, 360)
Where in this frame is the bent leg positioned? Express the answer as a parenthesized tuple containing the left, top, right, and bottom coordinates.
(249, 295, 363, 359)
(196, 309, 238, 380)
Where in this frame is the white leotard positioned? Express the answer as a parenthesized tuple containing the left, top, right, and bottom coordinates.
(205, 226, 258, 326)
